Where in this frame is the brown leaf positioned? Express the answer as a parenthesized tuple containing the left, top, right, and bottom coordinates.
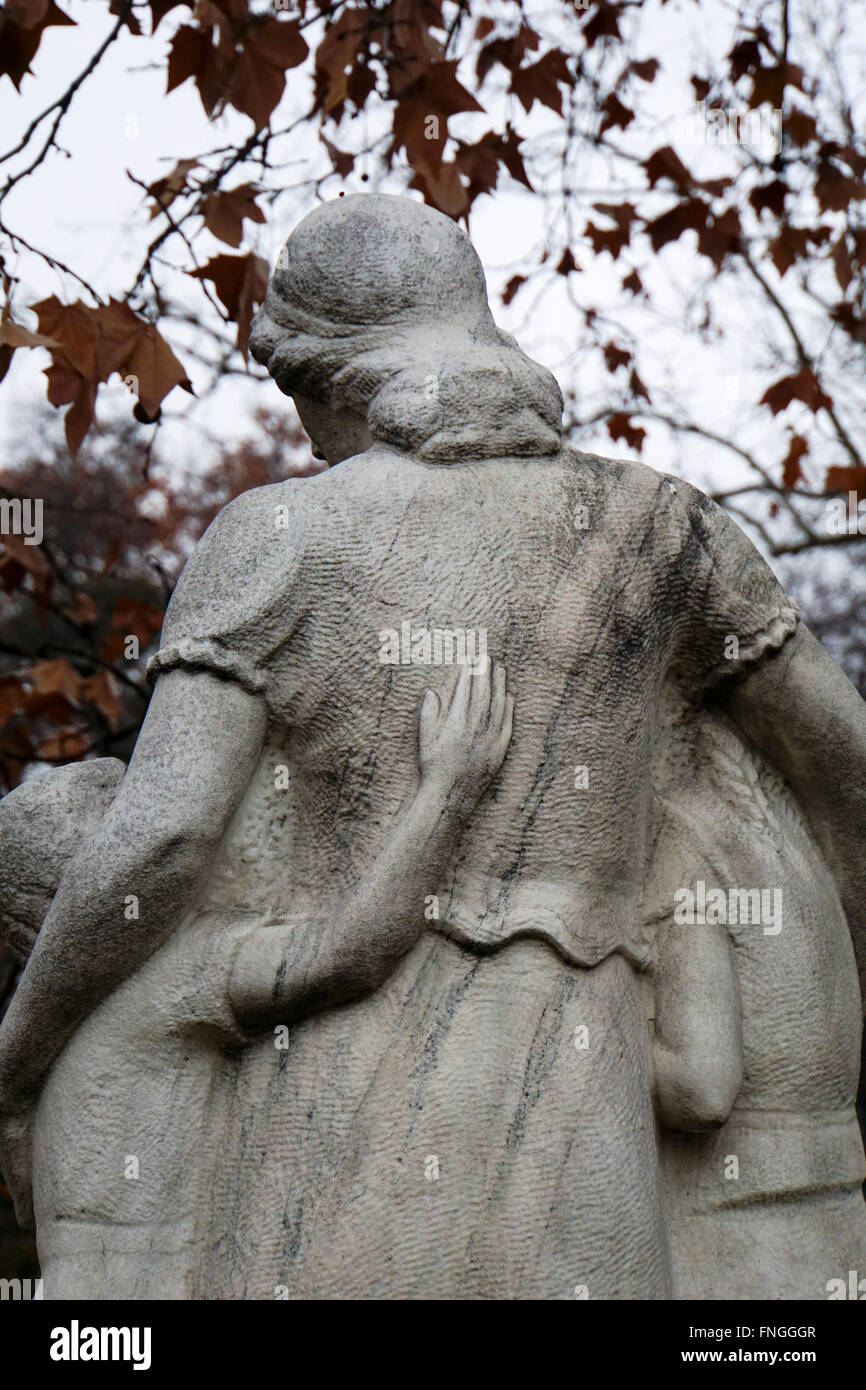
(603, 342, 631, 372)
(749, 179, 787, 218)
(780, 434, 808, 488)
(832, 236, 853, 292)
(511, 49, 571, 116)
(320, 133, 355, 178)
(785, 105, 818, 147)
(82, 671, 120, 730)
(0, 317, 58, 350)
(63, 592, 98, 625)
(476, 24, 540, 85)
(696, 205, 741, 269)
(147, 158, 198, 219)
(30, 658, 81, 703)
(409, 158, 471, 219)
(122, 322, 194, 418)
(33, 296, 99, 378)
(631, 58, 659, 83)
(148, 0, 192, 31)
(109, 0, 142, 35)
(599, 92, 634, 135)
(825, 465, 866, 498)
(768, 224, 810, 276)
(37, 727, 89, 760)
(166, 24, 226, 115)
(229, 17, 308, 128)
(622, 268, 643, 295)
(0, 0, 74, 91)
(502, 275, 526, 307)
(646, 199, 707, 253)
(556, 247, 578, 275)
(498, 124, 532, 190)
(629, 368, 650, 402)
(607, 413, 646, 453)
(101, 598, 163, 662)
(189, 252, 268, 358)
(645, 146, 693, 191)
(760, 368, 833, 416)
(583, 1, 621, 44)
(200, 183, 265, 247)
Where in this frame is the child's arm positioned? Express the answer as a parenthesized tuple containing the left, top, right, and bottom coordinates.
(0, 668, 267, 1110)
(229, 661, 514, 1029)
(651, 917, 743, 1132)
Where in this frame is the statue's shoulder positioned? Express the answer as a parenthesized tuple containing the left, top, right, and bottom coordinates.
(563, 445, 707, 519)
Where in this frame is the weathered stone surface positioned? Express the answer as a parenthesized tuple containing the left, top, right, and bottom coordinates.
(1, 194, 864, 1299)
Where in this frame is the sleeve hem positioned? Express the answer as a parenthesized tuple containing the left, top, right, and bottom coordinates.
(687, 602, 800, 695)
(146, 638, 267, 699)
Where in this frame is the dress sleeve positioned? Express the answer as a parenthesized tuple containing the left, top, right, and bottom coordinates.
(668, 479, 799, 695)
(146, 483, 304, 710)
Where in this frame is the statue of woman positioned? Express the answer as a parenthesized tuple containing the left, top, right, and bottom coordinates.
(1, 193, 864, 1298)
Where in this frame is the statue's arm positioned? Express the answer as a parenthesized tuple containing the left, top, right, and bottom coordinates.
(721, 623, 866, 999)
(0, 667, 266, 1108)
(651, 917, 743, 1131)
(229, 663, 514, 1031)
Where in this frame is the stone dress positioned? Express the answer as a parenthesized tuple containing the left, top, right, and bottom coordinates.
(138, 441, 801, 1299)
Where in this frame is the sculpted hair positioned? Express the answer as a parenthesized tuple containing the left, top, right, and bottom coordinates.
(249, 194, 563, 462)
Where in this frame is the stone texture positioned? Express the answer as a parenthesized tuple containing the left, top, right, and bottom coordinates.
(1, 193, 864, 1300)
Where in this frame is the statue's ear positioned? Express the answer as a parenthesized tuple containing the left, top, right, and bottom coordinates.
(0, 759, 124, 960)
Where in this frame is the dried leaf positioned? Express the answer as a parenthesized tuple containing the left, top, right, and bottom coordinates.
(189, 252, 268, 358)
(200, 183, 265, 247)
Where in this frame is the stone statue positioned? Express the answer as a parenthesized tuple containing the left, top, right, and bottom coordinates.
(0, 193, 864, 1300)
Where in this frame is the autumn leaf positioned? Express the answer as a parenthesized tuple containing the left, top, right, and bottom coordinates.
(622, 268, 643, 295)
(475, 24, 540, 84)
(166, 23, 228, 116)
(410, 158, 471, 219)
(30, 658, 82, 704)
(63, 592, 98, 625)
(121, 319, 194, 419)
(631, 58, 660, 83)
(825, 465, 866, 499)
(229, 17, 308, 128)
(320, 133, 355, 179)
(832, 236, 853, 292)
(646, 199, 707, 253)
(82, 670, 120, 730)
(200, 183, 265, 247)
(603, 342, 631, 372)
(148, 0, 192, 32)
(147, 158, 199, 219)
(780, 434, 808, 488)
(760, 368, 833, 416)
(37, 727, 89, 760)
(189, 251, 269, 358)
(101, 598, 164, 663)
(0, 316, 58, 350)
(498, 124, 532, 190)
(645, 146, 693, 191)
(33, 297, 193, 453)
(511, 49, 571, 116)
(0, 532, 52, 596)
(607, 413, 646, 453)
(502, 275, 526, 306)
(599, 93, 634, 135)
(749, 179, 787, 218)
(0, 0, 74, 91)
(314, 6, 380, 118)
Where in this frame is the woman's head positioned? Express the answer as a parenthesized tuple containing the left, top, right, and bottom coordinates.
(250, 194, 563, 464)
